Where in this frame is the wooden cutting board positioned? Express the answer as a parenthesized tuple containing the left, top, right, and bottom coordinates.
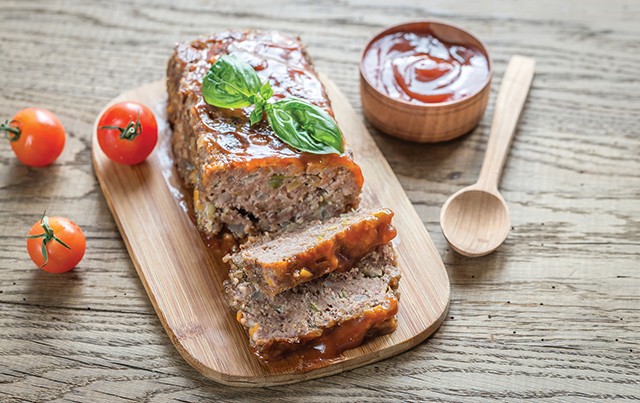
(91, 76, 450, 387)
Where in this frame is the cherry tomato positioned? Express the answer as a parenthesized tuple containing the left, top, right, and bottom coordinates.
(1, 108, 66, 167)
(97, 101, 158, 165)
(27, 212, 86, 274)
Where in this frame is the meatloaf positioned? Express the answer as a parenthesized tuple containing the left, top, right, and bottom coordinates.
(167, 30, 364, 238)
(225, 208, 397, 298)
(225, 243, 400, 361)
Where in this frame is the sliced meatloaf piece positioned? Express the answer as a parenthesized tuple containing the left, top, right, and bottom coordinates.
(224, 243, 400, 361)
(167, 30, 364, 238)
(224, 208, 397, 298)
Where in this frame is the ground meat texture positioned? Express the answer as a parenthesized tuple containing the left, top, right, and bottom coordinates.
(225, 243, 401, 361)
(225, 208, 397, 298)
(167, 30, 363, 238)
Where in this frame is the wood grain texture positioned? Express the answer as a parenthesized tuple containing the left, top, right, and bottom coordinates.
(0, 0, 639, 401)
(91, 79, 449, 386)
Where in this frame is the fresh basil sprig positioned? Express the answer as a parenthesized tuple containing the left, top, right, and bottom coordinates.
(202, 55, 344, 155)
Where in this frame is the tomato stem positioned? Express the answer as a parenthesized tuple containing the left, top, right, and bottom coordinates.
(0, 120, 21, 142)
(26, 211, 71, 268)
(99, 111, 142, 141)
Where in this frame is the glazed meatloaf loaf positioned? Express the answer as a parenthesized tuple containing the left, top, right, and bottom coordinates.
(225, 208, 397, 298)
(225, 243, 400, 361)
(167, 30, 364, 238)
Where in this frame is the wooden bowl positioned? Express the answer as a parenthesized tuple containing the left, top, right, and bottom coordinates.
(359, 20, 493, 143)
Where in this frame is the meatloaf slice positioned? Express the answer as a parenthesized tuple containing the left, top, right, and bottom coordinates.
(225, 243, 400, 361)
(225, 208, 397, 298)
(167, 30, 363, 238)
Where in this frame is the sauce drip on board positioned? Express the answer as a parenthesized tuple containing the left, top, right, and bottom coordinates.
(362, 31, 489, 104)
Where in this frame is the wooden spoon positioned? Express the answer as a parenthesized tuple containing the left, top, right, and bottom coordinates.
(440, 55, 535, 257)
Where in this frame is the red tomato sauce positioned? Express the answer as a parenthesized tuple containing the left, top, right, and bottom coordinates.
(362, 31, 489, 104)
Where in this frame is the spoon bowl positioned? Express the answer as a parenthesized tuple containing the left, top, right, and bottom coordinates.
(440, 187, 510, 257)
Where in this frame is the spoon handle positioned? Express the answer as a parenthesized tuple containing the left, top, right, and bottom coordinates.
(477, 55, 535, 190)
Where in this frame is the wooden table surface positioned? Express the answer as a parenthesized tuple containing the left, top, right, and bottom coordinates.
(1, 0, 638, 401)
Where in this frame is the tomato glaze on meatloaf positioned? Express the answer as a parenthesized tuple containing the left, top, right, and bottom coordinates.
(224, 208, 397, 298)
(167, 30, 364, 238)
(225, 243, 400, 362)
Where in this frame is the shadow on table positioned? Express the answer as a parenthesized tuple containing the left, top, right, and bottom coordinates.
(364, 119, 479, 183)
(24, 266, 86, 306)
(443, 246, 511, 283)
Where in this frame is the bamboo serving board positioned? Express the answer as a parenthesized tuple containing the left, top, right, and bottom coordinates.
(91, 76, 450, 387)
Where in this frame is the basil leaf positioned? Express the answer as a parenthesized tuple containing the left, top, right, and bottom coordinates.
(249, 101, 265, 126)
(202, 55, 262, 109)
(266, 98, 344, 155)
(248, 81, 273, 126)
(259, 81, 274, 100)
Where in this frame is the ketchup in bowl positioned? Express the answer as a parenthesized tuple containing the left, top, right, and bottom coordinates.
(362, 30, 490, 104)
